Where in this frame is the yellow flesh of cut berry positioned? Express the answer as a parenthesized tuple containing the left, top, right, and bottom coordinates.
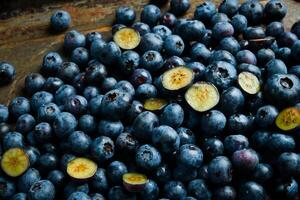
(67, 157, 97, 180)
(276, 107, 300, 131)
(1, 148, 29, 177)
(162, 67, 194, 91)
(185, 82, 220, 112)
(123, 173, 148, 185)
(144, 98, 168, 111)
(238, 72, 260, 94)
(113, 27, 141, 50)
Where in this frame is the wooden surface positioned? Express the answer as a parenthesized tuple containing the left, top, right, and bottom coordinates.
(0, 0, 299, 105)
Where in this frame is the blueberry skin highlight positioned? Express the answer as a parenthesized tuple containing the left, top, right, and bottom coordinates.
(115, 6, 136, 25)
(50, 10, 71, 32)
(177, 144, 203, 168)
(187, 179, 212, 200)
(141, 4, 161, 27)
(160, 103, 184, 129)
(53, 112, 77, 138)
(207, 156, 232, 185)
(163, 181, 187, 199)
(200, 110, 226, 137)
(224, 134, 249, 155)
(67, 131, 91, 155)
(220, 87, 245, 116)
(28, 180, 55, 200)
(152, 125, 180, 154)
(91, 168, 108, 193)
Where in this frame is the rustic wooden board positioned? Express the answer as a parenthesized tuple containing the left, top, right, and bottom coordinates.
(0, 0, 299, 105)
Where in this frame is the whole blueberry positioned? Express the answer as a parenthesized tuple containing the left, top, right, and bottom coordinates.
(37, 103, 60, 123)
(291, 40, 300, 62)
(212, 21, 234, 40)
(186, 62, 206, 81)
(68, 131, 91, 154)
(200, 110, 226, 136)
(173, 164, 197, 182)
(236, 50, 257, 65)
(160, 103, 184, 128)
(17, 168, 41, 193)
(264, 0, 287, 21)
(16, 114, 35, 134)
(194, 1, 217, 24)
(266, 21, 284, 38)
(78, 114, 96, 134)
(238, 181, 267, 200)
(36, 153, 58, 172)
(213, 186, 236, 200)
(11, 193, 27, 200)
(47, 170, 65, 187)
(276, 47, 291, 63)
(64, 182, 89, 199)
(220, 87, 245, 115)
(25, 146, 40, 166)
(219, 37, 240, 55)
(113, 80, 135, 96)
(133, 111, 159, 141)
(141, 180, 159, 200)
(211, 13, 230, 25)
(0, 62, 15, 85)
(139, 33, 163, 53)
(53, 112, 77, 138)
(119, 50, 140, 75)
(232, 149, 259, 170)
(219, 0, 239, 17)
(0, 104, 9, 123)
(141, 4, 161, 27)
(24, 73, 45, 95)
(90, 136, 114, 162)
(83, 86, 99, 101)
(187, 179, 212, 200)
(203, 138, 224, 160)
(252, 163, 273, 183)
(41, 52, 63, 75)
(85, 31, 102, 47)
(67, 192, 91, 200)
(3, 131, 24, 150)
(251, 130, 271, 151)
(178, 144, 203, 168)
(152, 25, 172, 40)
(231, 14, 248, 35)
(58, 62, 80, 83)
(85, 61, 107, 85)
(243, 26, 266, 40)
(99, 41, 122, 66)
(132, 22, 151, 36)
(178, 20, 206, 42)
(277, 152, 300, 176)
(163, 56, 185, 70)
(160, 12, 177, 28)
(64, 95, 88, 116)
(268, 133, 295, 154)
(266, 59, 287, 77)
(255, 105, 278, 128)
(190, 43, 211, 64)
(116, 132, 139, 152)
(208, 156, 232, 185)
(31, 91, 54, 112)
(257, 48, 275, 66)
(54, 84, 76, 105)
(131, 69, 152, 88)
(210, 50, 236, 66)
(50, 10, 71, 31)
(115, 6, 136, 25)
(170, 0, 190, 16)
(9, 97, 31, 120)
(227, 114, 253, 134)
(126, 100, 143, 124)
(92, 168, 108, 192)
(64, 30, 86, 52)
(0, 177, 16, 199)
(164, 35, 185, 56)
(88, 95, 103, 117)
(164, 181, 187, 199)
(239, 1, 264, 25)
(136, 144, 161, 170)
(71, 47, 89, 67)
(136, 83, 157, 100)
(98, 120, 124, 139)
(152, 125, 180, 154)
(90, 39, 106, 59)
(224, 134, 249, 154)
(28, 180, 55, 200)
(107, 161, 128, 185)
(108, 186, 136, 200)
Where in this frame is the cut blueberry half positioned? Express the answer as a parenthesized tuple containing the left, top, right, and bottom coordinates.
(123, 172, 148, 192)
(185, 82, 220, 112)
(1, 148, 29, 177)
(238, 72, 260, 95)
(113, 27, 141, 50)
(67, 157, 97, 180)
(162, 66, 194, 92)
(143, 98, 168, 112)
(275, 107, 300, 131)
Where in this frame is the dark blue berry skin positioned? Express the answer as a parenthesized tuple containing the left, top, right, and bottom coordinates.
(252, 163, 273, 183)
(116, 132, 139, 153)
(274, 178, 299, 200)
(152, 125, 180, 154)
(190, 43, 211, 64)
(178, 20, 206, 42)
(67, 192, 91, 200)
(213, 186, 236, 200)
(219, 37, 240, 55)
(244, 26, 266, 40)
(85, 61, 107, 86)
(91, 168, 108, 192)
(219, 0, 239, 17)
(26, 131, 38, 146)
(170, 0, 190, 16)
(0, 104, 9, 123)
(64, 95, 88, 116)
(177, 127, 196, 145)
(108, 186, 136, 200)
(0, 122, 10, 140)
(141, 180, 159, 200)
(173, 164, 197, 182)
(211, 13, 230, 25)
(16, 114, 35, 134)
(41, 143, 57, 154)
(200, 110, 226, 137)
(67, 131, 91, 154)
(231, 14, 248, 35)
(207, 156, 232, 185)
(232, 149, 259, 170)
(90, 136, 114, 162)
(141, 4, 161, 27)
(289, 65, 300, 78)
(119, 50, 140, 75)
(54, 84, 76, 106)
(152, 25, 172, 40)
(47, 170, 65, 187)
(178, 144, 203, 168)
(291, 40, 300, 62)
(164, 181, 187, 199)
(246, 92, 265, 113)
(203, 138, 224, 160)
(162, 56, 185, 70)
(98, 120, 124, 139)
(43, 77, 64, 94)
(90, 39, 106, 59)
(206, 61, 237, 90)
(277, 32, 298, 48)
(53, 112, 77, 138)
(227, 114, 253, 134)
(224, 134, 249, 155)
(154, 163, 172, 184)
(239, 1, 264, 25)
(50, 10, 71, 32)
(60, 154, 75, 172)
(25, 146, 40, 166)
(292, 20, 300, 38)
(141, 50, 164, 72)
(71, 72, 87, 93)
(90, 193, 105, 200)
(78, 114, 96, 134)
(115, 6, 136, 25)
(264, 0, 287, 22)
(210, 50, 236, 66)
(9, 97, 31, 120)
(238, 181, 267, 200)
(266, 21, 284, 38)
(36, 153, 58, 172)
(130, 68, 152, 87)
(100, 89, 132, 121)
(28, 180, 55, 200)
(31, 91, 54, 112)
(124, 100, 143, 124)
(186, 62, 205, 81)
(220, 87, 245, 116)
(113, 80, 135, 97)
(3, 131, 24, 150)
(160, 103, 184, 129)
(71, 47, 89, 67)
(187, 179, 212, 200)
(24, 73, 45, 95)
(136, 144, 161, 170)
(58, 62, 80, 83)
(0, 177, 16, 199)
(236, 49, 257, 65)
(98, 41, 121, 66)
(11, 193, 27, 200)
(264, 74, 300, 107)
(276, 47, 291, 63)
(255, 105, 278, 128)
(64, 182, 89, 199)
(139, 33, 163, 53)
(277, 152, 300, 176)
(17, 168, 41, 193)
(64, 30, 86, 52)
(257, 48, 275, 66)
(132, 22, 151, 36)
(136, 83, 157, 100)
(160, 12, 177, 28)
(194, 1, 217, 25)
(163, 35, 185, 56)
(85, 31, 102, 47)
(83, 86, 99, 101)
(251, 130, 271, 151)
(212, 21, 234, 40)
(42, 52, 63, 75)
(88, 95, 103, 117)
(107, 161, 128, 185)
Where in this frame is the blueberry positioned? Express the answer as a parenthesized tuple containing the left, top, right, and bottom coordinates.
(194, 1, 217, 24)
(98, 120, 124, 139)
(211, 13, 230, 25)
(227, 114, 253, 134)
(115, 6, 136, 25)
(85, 31, 102, 47)
(266, 21, 285, 38)
(25, 146, 40, 166)
(252, 163, 273, 183)
(90, 136, 114, 162)
(170, 0, 190, 16)
(0, 177, 16, 199)
(119, 50, 140, 75)
(3, 131, 24, 150)
(277, 152, 300, 176)
(219, 36, 240, 55)
(16, 114, 35, 134)
(289, 65, 300, 78)
(55, 84, 76, 105)
(141, 4, 161, 27)
(238, 181, 267, 200)
(91, 168, 108, 192)
(60, 154, 75, 172)
(244, 26, 266, 40)
(141, 180, 159, 200)
(67, 192, 91, 200)
(264, 0, 287, 21)
(236, 49, 257, 65)
(98, 41, 121, 66)
(90, 193, 105, 200)
(47, 170, 65, 187)
(200, 110, 226, 136)
(58, 62, 80, 83)
(154, 163, 172, 184)
(28, 180, 55, 200)
(85, 61, 107, 86)
(152, 125, 180, 154)
(31, 91, 54, 112)
(255, 105, 278, 128)
(88, 95, 103, 117)
(41, 52, 63, 75)
(43, 77, 63, 94)
(251, 130, 271, 151)
(206, 61, 237, 90)
(246, 91, 265, 113)
(232, 149, 259, 170)
(219, 0, 239, 17)
(278, 32, 298, 48)
(53, 112, 77, 138)
(178, 20, 206, 42)
(231, 14, 248, 35)
(210, 50, 236, 66)
(257, 48, 275, 66)
(116, 132, 139, 153)
(162, 56, 186, 70)
(173, 164, 197, 182)
(67, 131, 91, 154)
(50, 10, 71, 32)
(163, 35, 185, 56)
(274, 178, 299, 200)
(0, 104, 9, 123)
(136, 144, 161, 170)
(132, 22, 151, 36)
(108, 186, 136, 200)
(64, 182, 89, 199)
(276, 47, 291, 63)
(36, 153, 58, 172)
(291, 40, 300, 62)
(224, 134, 249, 155)
(78, 114, 96, 134)
(160, 12, 177, 28)
(90, 39, 106, 59)
(64, 30, 86, 52)
(126, 100, 143, 124)
(11, 193, 27, 200)
(178, 144, 203, 168)
(139, 33, 163, 53)
(113, 80, 135, 96)
(212, 21, 234, 40)
(71, 47, 89, 67)
(24, 73, 46, 95)
(17, 168, 41, 193)
(186, 62, 206, 81)
(220, 87, 245, 115)
(291, 20, 300, 38)
(136, 83, 157, 100)
(207, 156, 232, 185)
(152, 25, 172, 40)
(239, 1, 264, 25)
(132, 111, 159, 141)
(187, 179, 211, 200)
(163, 181, 187, 199)
(190, 43, 211, 64)
(203, 138, 224, 160)
(107, 161, 128, 185)
(213, 186, 236, 200)
(9, 97, 31, 120)
(64, 95, 88, 116)
(160, 103, 184, 129)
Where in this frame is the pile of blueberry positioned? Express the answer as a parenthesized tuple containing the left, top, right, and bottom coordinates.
(0, 0, 300, 199)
